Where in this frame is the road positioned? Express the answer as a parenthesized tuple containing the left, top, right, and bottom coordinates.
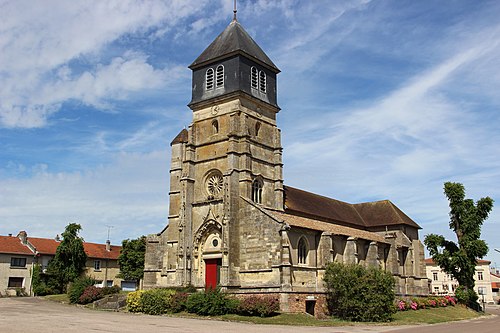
(0, 297, 498, 333)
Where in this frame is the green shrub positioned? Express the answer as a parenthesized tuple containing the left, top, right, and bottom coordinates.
(141, 289, 176, 315)
(102, 285, 121, 296)
(324, 262, 396, 322)
(237, 295, 280, 317)
(455, 286, 479, 309)
(186, 288, 239, 316)
(168, 292, 189, 313)
(68, 276, 95, 304)
(126, 290, 145, 312)
(78, 286, 104, 304)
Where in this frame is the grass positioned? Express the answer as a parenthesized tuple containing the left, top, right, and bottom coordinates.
(392, 305, 483, 324)
(207, 305, 484, 327)
(43, 294, 70, 303)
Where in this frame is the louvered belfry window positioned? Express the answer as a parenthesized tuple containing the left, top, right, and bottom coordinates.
(216, 65, 224, 87)
(206, 68, 214, 90)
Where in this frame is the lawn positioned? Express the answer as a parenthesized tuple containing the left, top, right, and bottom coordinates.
(391, 305, 482, 324)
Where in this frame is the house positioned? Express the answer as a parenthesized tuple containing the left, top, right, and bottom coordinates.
(490, 269, 500, 303)
(0, 235, 35, 296)
(425, 258, 495, 304)
(143, 14, 428, 317)
(0, 231, 125, 295)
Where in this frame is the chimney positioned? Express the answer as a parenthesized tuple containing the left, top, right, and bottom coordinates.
(17, 231, 28, 244)
(106, 240, 111, 252)
(8, 233, 12, 237)
(55, 234, 61, 242)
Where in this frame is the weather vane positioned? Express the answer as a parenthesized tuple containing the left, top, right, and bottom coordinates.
(233, 0, 237, 21)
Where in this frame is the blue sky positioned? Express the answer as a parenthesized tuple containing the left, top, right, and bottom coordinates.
(1, 0, 499, 266)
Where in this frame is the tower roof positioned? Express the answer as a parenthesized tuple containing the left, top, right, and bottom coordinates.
(189, 20, 279, 73)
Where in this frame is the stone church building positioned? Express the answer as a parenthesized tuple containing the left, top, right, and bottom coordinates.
(144, 16, 428, 315)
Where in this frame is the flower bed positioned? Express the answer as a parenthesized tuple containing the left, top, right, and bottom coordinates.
(395, 295, 457, 311)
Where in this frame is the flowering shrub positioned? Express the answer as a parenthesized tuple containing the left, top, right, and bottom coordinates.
(237, 295, 280, 317)
(395, 296, 458, 311)
(141, 288, 176, 315)
(78, 286, 104, 304)
(126, 290, 145, 312)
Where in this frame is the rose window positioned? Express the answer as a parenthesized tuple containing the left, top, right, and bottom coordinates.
(206, 173, 223, 197)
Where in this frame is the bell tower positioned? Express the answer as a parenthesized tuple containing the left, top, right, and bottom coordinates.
(144, 16, 284, 289)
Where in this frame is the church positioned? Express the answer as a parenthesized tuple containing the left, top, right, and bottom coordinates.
(143, 14, 428, 316)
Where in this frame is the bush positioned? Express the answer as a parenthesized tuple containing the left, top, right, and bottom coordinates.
(68, 276, 95, 304)
(237, 295, 280, 317)
(141, 289, 176, 315)
(324, 262, 396, 322)
(186, 288, 239, 316)
(395, 296, 457, 311)
(78, 286, 104, 304)
(455, 286, 479, 309)
(102, 285, 121, 296)
(168, 292, 189, 313)
(126, 290, 145, 312)
(15, 288, 28, 297)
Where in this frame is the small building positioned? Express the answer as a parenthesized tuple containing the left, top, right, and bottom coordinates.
(425, 258, 495, 304)
(0, 231, 124, 295)
(0, 235, 35, 296)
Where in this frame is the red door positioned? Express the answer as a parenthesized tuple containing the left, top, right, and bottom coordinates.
(205, 259, 220, 290)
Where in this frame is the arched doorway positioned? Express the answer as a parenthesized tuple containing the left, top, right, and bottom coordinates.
(202, 233, 222, 289)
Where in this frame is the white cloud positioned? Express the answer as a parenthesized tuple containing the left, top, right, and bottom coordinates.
(0, 150, 169, 243)
(0, 0, 207, 128)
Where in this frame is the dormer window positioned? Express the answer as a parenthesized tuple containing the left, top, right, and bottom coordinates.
(206, 68, 214, 90)
(259, 70, 266, 93)
(251, 67, 258, 89)
(216, 65, 224, 88)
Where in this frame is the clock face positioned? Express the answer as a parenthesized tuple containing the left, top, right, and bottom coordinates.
(206, 173, 223, 197)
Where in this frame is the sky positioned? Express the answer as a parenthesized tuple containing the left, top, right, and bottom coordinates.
(1, 0, 499, 266)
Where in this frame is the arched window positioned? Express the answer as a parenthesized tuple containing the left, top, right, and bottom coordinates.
(206, 68, 214, 90)
(259, 70, 266, 93)
(298, 237, 308, 265)
(216, 65, 224, 88)
(255, 122, 261, 137)
(251, 178, 263, 204)
(251, 66, 258, 89)
(212, 119, 219, 134)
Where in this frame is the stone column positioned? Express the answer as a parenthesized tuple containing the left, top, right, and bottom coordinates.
(279, 224, 292, 291)
(344, 237, 357, 264)
(366, 241, 379, 267)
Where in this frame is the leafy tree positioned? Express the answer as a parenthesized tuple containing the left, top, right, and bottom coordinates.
(424, 182, 493, 308)
(117, 236, 146, 283)
(46, 223, 87, 293)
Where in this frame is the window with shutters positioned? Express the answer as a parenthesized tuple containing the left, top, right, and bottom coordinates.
(216, 65, 224, 88)
(206, 68, 214, 90)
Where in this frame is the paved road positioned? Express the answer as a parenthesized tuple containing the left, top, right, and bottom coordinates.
(0, 297, 498, 333)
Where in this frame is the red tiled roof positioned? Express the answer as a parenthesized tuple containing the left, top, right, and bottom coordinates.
(0, 235, 33, 255)
(425, 258, 491, 265)
(28, 237, 60, 255)
(84, 242, 121, 260)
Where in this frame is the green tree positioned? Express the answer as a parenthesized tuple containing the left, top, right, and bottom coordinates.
(424, 182, 493, 308)
(46, 223, 87, 293)
(117, 236, 146, 283)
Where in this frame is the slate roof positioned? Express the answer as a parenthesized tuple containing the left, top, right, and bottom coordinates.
(283, 185, 420, 230)
(190, 19, 279, 72)
(171, 128, 188, 146)
(0, 235, 33, 255)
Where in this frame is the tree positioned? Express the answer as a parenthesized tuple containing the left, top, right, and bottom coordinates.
(46, 223, 87, 293)
(117, 236, 146, 283)
(424, 182, 493, 307)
